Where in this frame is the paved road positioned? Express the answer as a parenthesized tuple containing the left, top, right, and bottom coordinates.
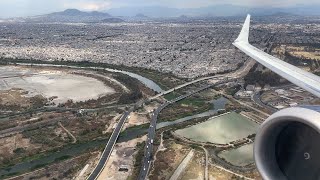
(87, 111, 130, 180)
(149, 75, 224, 100)
(149, 59, 255, 101)
(251, 84, 295, 113)
(138, 79, 233, 180)
(7, 58, 252, 179)
(138, 60, 256, 180)
(252, 91, 277, 113)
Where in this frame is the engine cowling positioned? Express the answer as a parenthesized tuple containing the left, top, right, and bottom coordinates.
(254, 107, 320, 180)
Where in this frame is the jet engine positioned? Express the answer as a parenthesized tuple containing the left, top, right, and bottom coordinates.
(254, 107, 320, 180)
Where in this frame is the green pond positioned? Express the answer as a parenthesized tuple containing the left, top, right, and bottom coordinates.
(218, 143, 254, 166)
(174, 112, 258, 144)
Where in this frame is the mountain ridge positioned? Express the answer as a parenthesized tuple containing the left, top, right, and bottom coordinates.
(4, 5, 320, 23)
(106, 4, 320, 17)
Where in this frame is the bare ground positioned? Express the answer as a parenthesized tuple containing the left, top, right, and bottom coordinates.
(149, 140, 190, 180)
(96, 136, 147, 180)
(123, 112, 149, 129)
(179, 150, 205, 180)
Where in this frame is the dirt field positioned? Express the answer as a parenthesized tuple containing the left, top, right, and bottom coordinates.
(0, 88, 47, 111)
(123, 112, 149, 129)
(209, 162, 261, 180)
(0, 134, 40, 164)
(149, 140, 190, 180)
(0, 66, 116, 105)
(208, 164, 237, 180)
(291, 51, 320, 60)
(179, 150, 205, 180)
(272, 45, 320, 60)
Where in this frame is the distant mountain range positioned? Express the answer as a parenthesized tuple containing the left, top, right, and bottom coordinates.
(135, 13, 149, 18)
(21, 9, 122, 23)
(5, 4, 320, 23)
(101, 17, 125, 23)
(106, 4, 320, 17)
(51, 9, 111, 17)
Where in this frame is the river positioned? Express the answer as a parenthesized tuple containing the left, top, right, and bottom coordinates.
(0, 97, 228, 178)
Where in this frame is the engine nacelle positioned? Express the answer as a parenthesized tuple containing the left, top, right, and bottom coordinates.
(254, 107, 320, 180)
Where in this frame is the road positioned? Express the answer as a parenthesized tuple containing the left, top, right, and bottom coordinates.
(251, 84, 294, 114)
(87, 111, 130, 180)
(149, 59, 255, 100)
(6, 58, 254, 179)
(0, 60, 251, 179)
(138, 79, 233, 180)
(138, 60, 256, 180)
(252, 91, 277, 113)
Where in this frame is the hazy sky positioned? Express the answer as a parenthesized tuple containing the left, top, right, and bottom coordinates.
(0, 0, 319, 18)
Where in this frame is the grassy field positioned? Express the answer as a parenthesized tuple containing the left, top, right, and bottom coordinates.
(164, 92, 182, 101)
(149, 140, 190, 180)
(273, 45, 320, 61)
(158, 97, 211, 122)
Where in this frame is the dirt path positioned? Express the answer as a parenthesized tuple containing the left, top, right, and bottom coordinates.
(169, 149, 194, 180)
(58, 122, 77, 143)
(151, 132, 167, 169)
(211, 164, 255, 180)
(201, 146, 208, 180)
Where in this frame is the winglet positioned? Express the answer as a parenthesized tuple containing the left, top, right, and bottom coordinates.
(234, 14, 251, 44)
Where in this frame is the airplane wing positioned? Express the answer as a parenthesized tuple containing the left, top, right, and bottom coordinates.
(233, 14, 320, 98)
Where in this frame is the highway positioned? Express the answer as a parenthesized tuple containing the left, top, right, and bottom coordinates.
(52, 58, 253, 180)
(87, 111, 130, 180)
(0, 60, 256, 179)
(252, 92, 277, 113)
(149, 59, 255, 100)
(88, 78, 230, 180)
(251, 84, 295, 113)
(86, 99, 145, 180)
(1, 60, 247, 180)
(138, 79, 233, 180)
(137, 59, 256, 180)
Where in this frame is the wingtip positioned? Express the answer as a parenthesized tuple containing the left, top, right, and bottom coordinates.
(234, 14, 251, 44)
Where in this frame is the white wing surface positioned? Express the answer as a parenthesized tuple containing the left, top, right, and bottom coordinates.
(233, 14, 320, 98)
